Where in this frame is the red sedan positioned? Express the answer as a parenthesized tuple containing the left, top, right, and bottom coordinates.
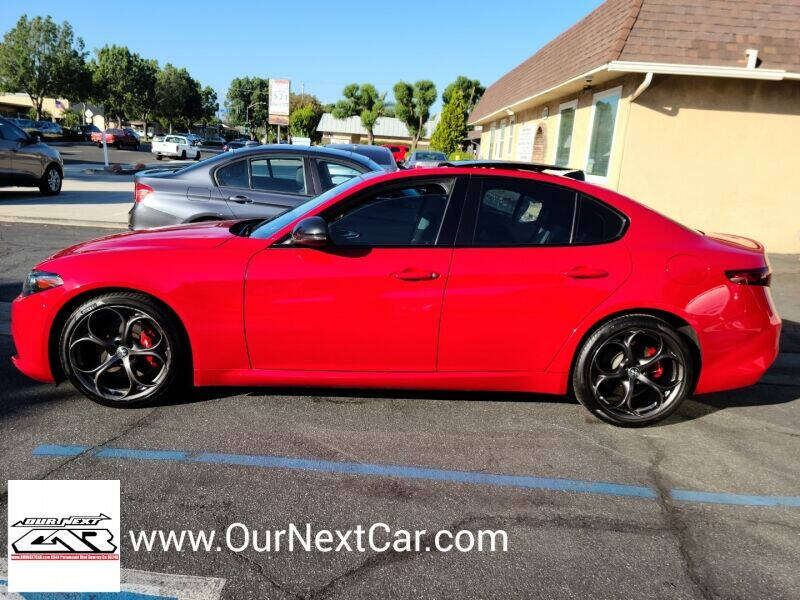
(10, 162, 780, 426)
(90, 128, 140, 150)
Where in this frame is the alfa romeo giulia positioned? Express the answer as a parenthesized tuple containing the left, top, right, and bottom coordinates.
(11, 162, 780, 426)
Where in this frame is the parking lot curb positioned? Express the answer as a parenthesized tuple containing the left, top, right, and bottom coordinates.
(0, 215, 126, 229)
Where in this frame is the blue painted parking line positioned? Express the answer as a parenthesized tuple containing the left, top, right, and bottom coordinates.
(0, 565, 225, 599)
(32, 443, 800, 508)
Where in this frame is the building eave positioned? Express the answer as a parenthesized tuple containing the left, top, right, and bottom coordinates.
(469, 60, 800, 127)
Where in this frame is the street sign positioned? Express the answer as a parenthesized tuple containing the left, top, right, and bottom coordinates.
(269, 78, 290, 116)
(291, 137, 311, 146)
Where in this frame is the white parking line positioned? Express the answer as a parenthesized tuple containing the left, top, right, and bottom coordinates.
(0, 562, 226, 599)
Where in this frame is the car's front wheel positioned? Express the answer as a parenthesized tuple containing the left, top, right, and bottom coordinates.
(39, 165, 62, 195)
(59, 292, 188, 407)
(194, 151, 201, 160)
(571, 315, 693, 426)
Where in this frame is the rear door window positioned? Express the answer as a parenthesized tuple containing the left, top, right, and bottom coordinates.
(317, 160, 362, 191)
(216, 160, 249, 188)
(250, 157, 306, 194)
(573, 195, 626, 243)
(472, 178, 576, 246)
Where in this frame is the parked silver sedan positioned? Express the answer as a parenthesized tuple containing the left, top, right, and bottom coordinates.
(128, 145, 381, 229)
(0, 117, 64, 195)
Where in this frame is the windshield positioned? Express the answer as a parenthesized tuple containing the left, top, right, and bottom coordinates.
(414, 152, 446, 161)
(242, 172, 381, 239)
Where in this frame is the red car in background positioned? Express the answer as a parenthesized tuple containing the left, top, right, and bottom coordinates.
(90, 128, 140, 150)
(382, 144, 408, 164)
(10, 162, 780, 426)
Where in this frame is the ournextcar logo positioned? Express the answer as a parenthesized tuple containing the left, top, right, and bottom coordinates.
(11, 513, 119, 560)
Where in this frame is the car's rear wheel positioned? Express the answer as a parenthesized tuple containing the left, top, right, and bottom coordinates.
(156, 154, 162, 160)
(180, 150, 187, 160)
(39, 165, 62, 195)
(194, 151, 201, 160)
(59, 292, 188, 407)
(571, 315, 693, 426)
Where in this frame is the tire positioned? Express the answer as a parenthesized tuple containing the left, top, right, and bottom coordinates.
(156, 154, 162, 160)
(97, 141, 103, 148)
(134, 142, 140, 151)
(571, 315, 693, 427)
(115, 141, 121, 150)
(194, 151, 201, 161)
(39, 165, 62, 195)
(180, 150, 187, 160)
(58, 292, 189, 408)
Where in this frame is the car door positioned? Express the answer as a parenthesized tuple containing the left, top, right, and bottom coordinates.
(437, 176, 631, 373)
(0, 120, 16, 181)
(216, 154, 313, 219)
(243, 176, 466, 372)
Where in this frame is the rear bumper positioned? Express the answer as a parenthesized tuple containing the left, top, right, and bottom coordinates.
(128, 202, 183, 230)
(693, 286, 781, 394)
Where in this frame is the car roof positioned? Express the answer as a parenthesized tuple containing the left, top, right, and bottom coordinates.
(170, 144, 383, 176)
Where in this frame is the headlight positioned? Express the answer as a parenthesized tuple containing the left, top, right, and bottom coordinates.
(21, 270, 63, 296)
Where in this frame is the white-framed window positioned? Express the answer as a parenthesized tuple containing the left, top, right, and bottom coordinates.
(506, 115, 515, 155)
(554, 99, 577, 167)
(496, 119, 507, 159)
(584, 86, 622, 182)
(487, 123, 496, 159)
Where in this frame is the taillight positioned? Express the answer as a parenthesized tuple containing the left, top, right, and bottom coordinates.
(725, 267, 771, 286)
(134, 182, 153, 203)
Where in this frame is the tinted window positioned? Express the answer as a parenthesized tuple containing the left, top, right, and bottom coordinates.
(317, 160, 362, 191)
(356, 147, 393, 166)
(0, 119, 28, 142)
(328, 181, 451, 247)
(216, 160, 249, 188)
(473, 179, 575, 246)
(251, 157, 306, 194)
(574, 195, 625, 243)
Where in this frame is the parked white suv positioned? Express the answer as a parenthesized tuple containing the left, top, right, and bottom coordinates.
(151, 135, 201, 160)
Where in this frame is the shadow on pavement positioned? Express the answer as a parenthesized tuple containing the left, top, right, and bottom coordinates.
(0, 189, 131, 205)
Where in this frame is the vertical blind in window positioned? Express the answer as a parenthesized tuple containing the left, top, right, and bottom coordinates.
(555, 106, 576, 166)
(586, 90, 620, 178)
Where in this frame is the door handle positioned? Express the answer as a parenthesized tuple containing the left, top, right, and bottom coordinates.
(391, 268, 440, 281)
(228, 195, 252, 203)
(562, 266, 609, 279)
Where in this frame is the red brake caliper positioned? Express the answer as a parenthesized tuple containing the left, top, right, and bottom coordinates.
(644, 346, 663, 378)
(139, 328, 158, 368)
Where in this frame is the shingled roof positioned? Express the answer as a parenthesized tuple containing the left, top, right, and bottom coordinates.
(470, 0, 800, 124)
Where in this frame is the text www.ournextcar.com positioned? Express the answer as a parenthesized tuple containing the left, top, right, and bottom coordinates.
(130, 523, 508, 554)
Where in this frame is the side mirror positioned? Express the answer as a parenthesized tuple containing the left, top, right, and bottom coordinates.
(291, 216, 328, 248)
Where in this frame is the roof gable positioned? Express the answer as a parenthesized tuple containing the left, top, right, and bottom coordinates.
(470, 0, 800, 124)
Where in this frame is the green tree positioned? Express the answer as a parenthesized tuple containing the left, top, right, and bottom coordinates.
(332, 83, 385, 145)
(225, 77, 270, 139)
(199, 86, 219, 126)
(155, 63, 200, 133)
(393, 80, 436, 151)
(91, 46, 160, 132)
(289, 92, 323, 142)
(59, 108, 82, 128)
(430, 88, 467, 155)
(27, 107, 53, 121)
(0, 15, 89, 119)
(442, 75, 485, 116)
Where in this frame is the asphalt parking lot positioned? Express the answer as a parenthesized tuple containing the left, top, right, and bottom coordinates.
(55, 140, 222, 167)
(1, 223, 799, 599)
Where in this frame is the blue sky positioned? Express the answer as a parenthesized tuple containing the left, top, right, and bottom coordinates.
(1, 1, 603, 112)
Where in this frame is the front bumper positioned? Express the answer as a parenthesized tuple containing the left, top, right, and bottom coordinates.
(10, 291, 60, 383)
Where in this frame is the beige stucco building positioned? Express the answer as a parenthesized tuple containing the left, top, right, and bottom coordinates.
(469, 0, 800, 253)
(0, 93, 106, 128)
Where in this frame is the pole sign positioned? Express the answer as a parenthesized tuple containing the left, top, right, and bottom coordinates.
(269, 78, 290, 125)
